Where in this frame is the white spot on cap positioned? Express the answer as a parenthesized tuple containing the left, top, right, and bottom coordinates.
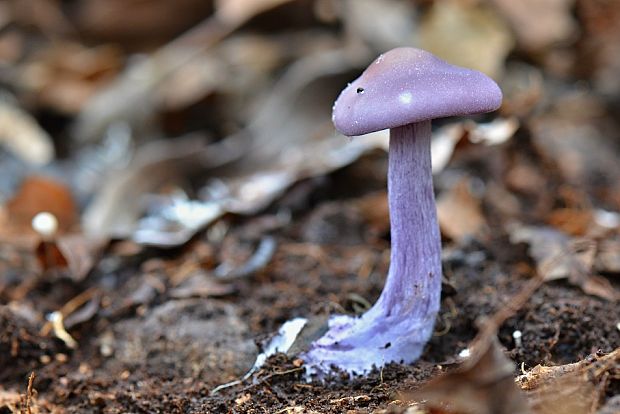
(32, 212, 58, 238)
(399, 92, 413, 105)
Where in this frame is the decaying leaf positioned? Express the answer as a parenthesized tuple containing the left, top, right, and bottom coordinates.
(595, 239, 620, 274)
(518, 348, 619, 414)
(509, 225, 619, 301)
(437, 178, 488, 243)
(404, 337, 531, 414)
(84, 49, 388, 246)
(82, 135, 227, 240)
(72, 0, 302, 144)
(18, 42, 122, 114)
(491, 0, 577, 52)
(71, 0, 212, 46)
(419, 0, 514, 78)
(36, 234, 107, 281)
(528, 96, 620, 203)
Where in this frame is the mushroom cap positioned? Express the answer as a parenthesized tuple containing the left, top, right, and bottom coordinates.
(332, 47, 503, 136)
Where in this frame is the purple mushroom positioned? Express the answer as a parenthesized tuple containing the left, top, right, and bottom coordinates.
(301, 47, 502, 375)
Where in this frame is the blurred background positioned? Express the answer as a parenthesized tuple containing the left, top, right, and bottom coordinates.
(0, 0, 619, 412)
(0, 0, 618, 242)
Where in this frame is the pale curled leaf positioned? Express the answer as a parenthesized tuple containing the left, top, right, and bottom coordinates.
(0, 98, 54, 165)
(215, 0, 296, 25)
(211, 317, 307, 394)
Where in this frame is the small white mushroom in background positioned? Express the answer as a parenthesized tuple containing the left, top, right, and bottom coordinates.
(512, 330, 523, 347)
(32, 211, 59, 239)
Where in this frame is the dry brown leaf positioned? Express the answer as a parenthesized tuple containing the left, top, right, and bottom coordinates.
(509, 226, 619, 301)
(36, 234, 106, 281)
(404, 337, 531, 414)
(19, 42, 122, 114)
(491, 0, 577, 52)
(419, 0, 514, 78)
(500, 63, 545, 118)
(578, 0, 620, 95)
(72, 0, 213, 46)
(546, 208, 594, 236)
(355, 191, 390, 237)
(517, 349, 619, 414)
(437, 178, 488, 243)
(529, 96, 620, 204)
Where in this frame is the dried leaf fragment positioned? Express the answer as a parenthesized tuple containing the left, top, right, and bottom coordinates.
(36, 234, 107, 281)
(518, 349, 619, 414)
(437, 178, 488, 243)
(404, 337, 531, 414)
(419, 0, 514, 78)
(509, 226, 619, 301)
(491, 0, 577, 51)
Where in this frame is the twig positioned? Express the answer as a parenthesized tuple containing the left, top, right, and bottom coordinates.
(256, 367, 304, 385)
(215, 236, 277, 280)
(23, 372, 35, 414)
(47, 311, 78, 349)
(40, 287, 98, 336)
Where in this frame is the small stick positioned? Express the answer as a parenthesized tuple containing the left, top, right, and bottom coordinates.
(25, 372, 35, 414)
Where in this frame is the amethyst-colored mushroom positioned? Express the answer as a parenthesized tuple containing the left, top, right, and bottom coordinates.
(301, 47, 502, 375)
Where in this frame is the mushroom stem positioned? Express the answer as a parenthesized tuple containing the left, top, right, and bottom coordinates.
(301, 120, 442, 375)
(380, 120, 441, 320)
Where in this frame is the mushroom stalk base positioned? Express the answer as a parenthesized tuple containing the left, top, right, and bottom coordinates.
(302, 121, 442, 376)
